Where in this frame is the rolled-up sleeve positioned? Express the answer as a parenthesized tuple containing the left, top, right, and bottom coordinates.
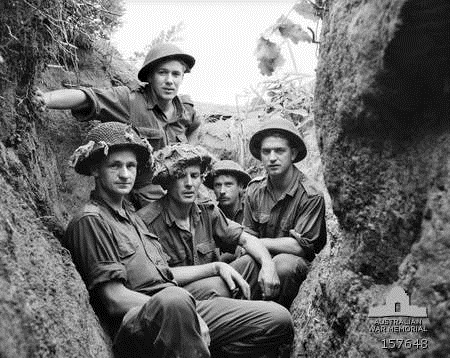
(291, 194, 327, 261)
(63, 214, 127, 291)
(71, 86, 131, 123)
(242, 186, 259, 236)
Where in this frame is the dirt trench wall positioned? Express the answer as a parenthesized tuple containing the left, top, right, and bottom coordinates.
(0, 155, 110, 357)
(0, 42, 126, 357)
(290, 0, 450, 357)
(0, 104, 113, 357)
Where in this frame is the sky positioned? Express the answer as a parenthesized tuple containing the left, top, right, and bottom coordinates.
(111, 0, 319, 106)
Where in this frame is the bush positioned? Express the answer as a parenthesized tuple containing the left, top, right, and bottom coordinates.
(0, 0, 124, 88)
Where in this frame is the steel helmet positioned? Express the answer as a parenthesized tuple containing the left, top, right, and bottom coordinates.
(138, 43, 195, 82)
(249, 116, 307, 163)
(70, 122, 153, 176)
(204, 160, 252, 189)
(151, 143, 214, 189)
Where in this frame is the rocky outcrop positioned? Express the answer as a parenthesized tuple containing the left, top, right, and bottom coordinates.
(291, 0, 450, 357)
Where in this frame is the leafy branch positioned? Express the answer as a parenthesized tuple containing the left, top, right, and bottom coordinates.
(263, 74, 314, 121)
(255, 0, 326, 76)
(236, 73, 315, 128)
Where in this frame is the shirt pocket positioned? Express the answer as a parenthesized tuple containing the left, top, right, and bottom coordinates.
(136, 127, 164, 150)
(196, 241, 219, 263)
(116, 236, 138, 260)
(142, 233, 170, 266)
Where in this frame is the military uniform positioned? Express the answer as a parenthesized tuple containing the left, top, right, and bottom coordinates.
(218, 195, 245, 224)
(63, 191, 293, 357)
(138, 196, 264, 300)
(72, 84, 200, 207)
(243, 166, 327, 307)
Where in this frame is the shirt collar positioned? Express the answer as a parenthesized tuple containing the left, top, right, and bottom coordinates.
(163, 196, 202, 228)
(145, 85, 184, 117)
(266, 166, 302, 200)
(219, 195, 244, 220)
(89, 190, 132, 221)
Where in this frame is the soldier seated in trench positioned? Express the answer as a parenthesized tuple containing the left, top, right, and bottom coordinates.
(204, 159, 252, 224)
(137, 143, 280, 301)
(243, 116, 327, 308)
(203, 159, 252, 263)
(61, 122, 294, 358)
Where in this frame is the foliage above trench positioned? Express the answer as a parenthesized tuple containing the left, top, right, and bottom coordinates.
(0, 0, 124, 89)
(255, 0, 327, 76)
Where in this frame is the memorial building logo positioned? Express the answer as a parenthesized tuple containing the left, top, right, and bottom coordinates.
(368, 285, 429, 351)
(368, 286, 427, 318)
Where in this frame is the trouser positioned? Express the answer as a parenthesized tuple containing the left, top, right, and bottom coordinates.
(113, 287, 209, 358)
(272, 253, 309, 308)
(183, 276, 231, 300)
(113, 286, 294, 358)
(206, 251, 310, 307)
(182, 255, 261, 300)
(230, 254, 261, 300)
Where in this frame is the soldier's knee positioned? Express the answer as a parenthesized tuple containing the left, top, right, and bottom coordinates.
(273, 254, 308, 280)
(271, 302, 294, 328)
(150, 286, 195, 313)
(264, 302, 294, 341)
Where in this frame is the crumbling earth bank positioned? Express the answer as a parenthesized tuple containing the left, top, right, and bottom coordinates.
(0, 10, 121, 353)
(0, 71, 115, 356)
(291, 0, 450, 357)
(0, 168, 111, 357)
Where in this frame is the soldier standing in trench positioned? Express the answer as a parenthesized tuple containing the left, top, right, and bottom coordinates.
(33, 43, 200, 209)
(63, 121, 294, 358)
(243, 116, 327, 308)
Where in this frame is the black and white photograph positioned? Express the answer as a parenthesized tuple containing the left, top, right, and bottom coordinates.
(0, 0, 449, 357)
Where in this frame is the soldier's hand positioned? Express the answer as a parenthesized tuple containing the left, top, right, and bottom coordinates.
(258, 261, 280, 300)
(31, 87, 47, 111)
(289, 229, 302, 241)
(215, 262, 250, 299)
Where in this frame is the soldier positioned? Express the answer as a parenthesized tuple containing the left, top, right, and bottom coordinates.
(62, 122, 293, 358)
(204, 159, 251, 263)
(33, 43, 200, 208)
(204, 159, 251, 224)
(243, 117, 327, 308)
(138, 144, 280, 301)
